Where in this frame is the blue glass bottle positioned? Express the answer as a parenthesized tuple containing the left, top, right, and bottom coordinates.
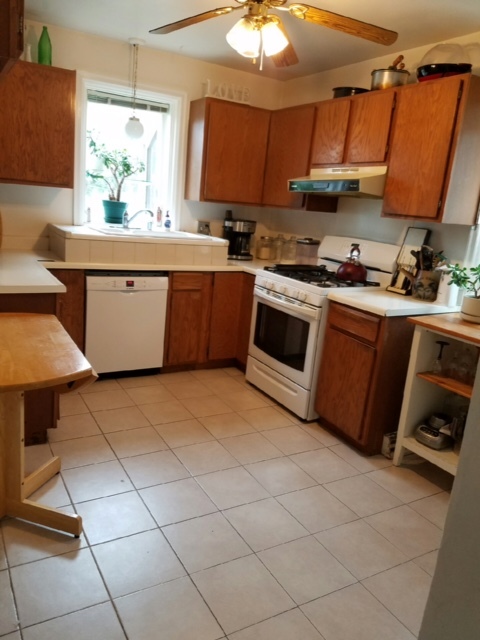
(38, 26, 52, 65)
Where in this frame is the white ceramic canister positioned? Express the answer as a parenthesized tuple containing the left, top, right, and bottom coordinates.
(435, 269, 459, 307)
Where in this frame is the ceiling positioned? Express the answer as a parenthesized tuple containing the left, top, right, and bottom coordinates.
(25, 0, 480, 81)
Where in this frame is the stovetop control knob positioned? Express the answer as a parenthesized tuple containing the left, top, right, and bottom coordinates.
(278, 285, 286, 294)
(265, 280, 274, 290)
(297, 291, 307, 302)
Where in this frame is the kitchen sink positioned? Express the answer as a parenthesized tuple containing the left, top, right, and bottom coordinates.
(90, 226, 208, 240)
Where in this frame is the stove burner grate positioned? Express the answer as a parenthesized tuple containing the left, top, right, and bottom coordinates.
(264, 264, 380, 288)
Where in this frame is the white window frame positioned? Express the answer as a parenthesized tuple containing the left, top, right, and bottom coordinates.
(73, 72, 185, 228)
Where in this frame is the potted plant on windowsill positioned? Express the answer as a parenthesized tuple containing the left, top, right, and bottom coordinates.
(86, 134, 145, 224)
(447, 263, 480, 323)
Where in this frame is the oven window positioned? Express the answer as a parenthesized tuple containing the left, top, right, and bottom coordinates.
(254, 302, 309, 371)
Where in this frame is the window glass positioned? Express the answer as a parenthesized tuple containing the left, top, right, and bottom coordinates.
(84, 88, 176, 229)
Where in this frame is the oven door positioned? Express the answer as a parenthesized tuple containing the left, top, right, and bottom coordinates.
(248, 286, 322, 389)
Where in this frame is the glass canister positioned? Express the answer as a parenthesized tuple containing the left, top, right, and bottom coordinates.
(257, 236, 274, 260)
(296, 237, 320, 265)
(281, 236, 297, 264)
(273, 234, 285, 263)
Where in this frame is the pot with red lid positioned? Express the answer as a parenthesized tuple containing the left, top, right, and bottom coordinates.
(337, 243, 368, 282)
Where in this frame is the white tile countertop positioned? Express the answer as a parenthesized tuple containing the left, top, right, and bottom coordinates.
(327, 289, 460, 317)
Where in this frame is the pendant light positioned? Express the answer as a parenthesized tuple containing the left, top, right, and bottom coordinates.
(125, 38, 145, 139)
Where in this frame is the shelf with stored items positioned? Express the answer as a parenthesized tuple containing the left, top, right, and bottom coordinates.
(0, 0, 23, 76)
(393, 313, 480, 476)
(0, 60, 76, 187)
(310, 88, 396, 166)
(382, 73, 480, 224)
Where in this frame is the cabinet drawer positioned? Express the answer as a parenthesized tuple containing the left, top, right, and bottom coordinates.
(328, 302, 380, 344)
(171, 272, 205, 290)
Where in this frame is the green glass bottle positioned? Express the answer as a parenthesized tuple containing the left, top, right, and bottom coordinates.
(38, 26, 52, 65)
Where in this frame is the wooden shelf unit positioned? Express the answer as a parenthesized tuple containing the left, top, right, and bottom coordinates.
(393, 313, 480, 476)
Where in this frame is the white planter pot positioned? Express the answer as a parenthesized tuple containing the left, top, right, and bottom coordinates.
(460, 295, 480, 324)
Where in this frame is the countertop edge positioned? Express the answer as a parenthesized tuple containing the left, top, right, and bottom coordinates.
(326, 289, 460, 317)
(0, 250, 267, 294)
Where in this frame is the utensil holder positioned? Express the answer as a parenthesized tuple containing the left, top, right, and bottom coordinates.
(412, 270, 440, 301)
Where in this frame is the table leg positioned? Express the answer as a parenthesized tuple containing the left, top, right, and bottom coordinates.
(0, 390, 82, 537)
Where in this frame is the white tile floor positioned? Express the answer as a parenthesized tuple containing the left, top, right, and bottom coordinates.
(0, 368, 453, 640)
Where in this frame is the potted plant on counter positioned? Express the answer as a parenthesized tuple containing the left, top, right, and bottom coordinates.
(86, 134, 145, 224)
(447, 263, 480, 323)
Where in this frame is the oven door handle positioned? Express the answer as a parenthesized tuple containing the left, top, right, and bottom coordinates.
(254, 286, 320, 319)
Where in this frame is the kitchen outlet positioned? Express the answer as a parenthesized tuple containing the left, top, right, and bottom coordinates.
(197, 221, 211, 235)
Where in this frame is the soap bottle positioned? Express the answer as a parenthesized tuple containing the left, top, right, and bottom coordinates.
(164, 211, 171, 231)
(156, 207, 163, 227)
(38, 26, 52, 66)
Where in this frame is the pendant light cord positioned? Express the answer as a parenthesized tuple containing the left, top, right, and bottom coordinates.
(132, 44, 139, 116)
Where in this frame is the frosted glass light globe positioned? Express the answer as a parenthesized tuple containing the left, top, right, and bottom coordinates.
(125, 116, 144, 139)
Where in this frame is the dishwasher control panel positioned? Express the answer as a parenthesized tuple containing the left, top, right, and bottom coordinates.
(85, 271, 169, 292)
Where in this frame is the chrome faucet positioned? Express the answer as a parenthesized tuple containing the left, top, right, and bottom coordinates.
(123, 209, 154, 230)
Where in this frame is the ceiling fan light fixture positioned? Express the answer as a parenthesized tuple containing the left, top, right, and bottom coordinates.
(226, 17, 261, 58)
(261, 19, 289, 56)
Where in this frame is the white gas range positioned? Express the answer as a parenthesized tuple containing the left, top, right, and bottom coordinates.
(246, 236, 400, 421)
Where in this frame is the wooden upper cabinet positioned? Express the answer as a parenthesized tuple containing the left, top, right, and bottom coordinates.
(0, 0, 23, 76)
(345, 90, 395, 163)
(0, 61, 76, 187)
(311, 99, 351, 165)
(311, 90, 395, 166)
(383, 74, 480, 224)
(185, 97, 271, 205)
(262, 104, 316, 209)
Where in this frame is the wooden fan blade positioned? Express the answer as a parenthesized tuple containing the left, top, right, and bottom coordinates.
(288, 3, 398, 46)
(150, 6, 240, 35)
(270, 21, 299, 67)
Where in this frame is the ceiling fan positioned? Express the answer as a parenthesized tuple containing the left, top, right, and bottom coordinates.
(150, 0, 398, 68)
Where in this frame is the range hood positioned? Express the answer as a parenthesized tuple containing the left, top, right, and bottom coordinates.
(288, 166, 387, 198)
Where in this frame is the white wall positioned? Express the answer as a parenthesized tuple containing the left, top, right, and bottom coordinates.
(0, 20, 478, 266)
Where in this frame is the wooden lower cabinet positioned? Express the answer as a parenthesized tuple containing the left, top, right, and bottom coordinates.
(50, 269, 85, 351)
(164, 271, 255, 369)
(0, 293, 57, 445)
(235, 273, 255, 368)
(315, 301, 415, 454)
(209, 272, 244, 361)
(164, 272, 213, 367)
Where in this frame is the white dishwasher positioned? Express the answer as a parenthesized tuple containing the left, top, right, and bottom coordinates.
(85, 271, 169, 374)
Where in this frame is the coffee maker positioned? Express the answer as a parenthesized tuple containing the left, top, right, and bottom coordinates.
(223, 218, 257, 260)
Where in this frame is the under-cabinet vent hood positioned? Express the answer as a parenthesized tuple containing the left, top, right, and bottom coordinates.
(288, 166, 387, 198)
